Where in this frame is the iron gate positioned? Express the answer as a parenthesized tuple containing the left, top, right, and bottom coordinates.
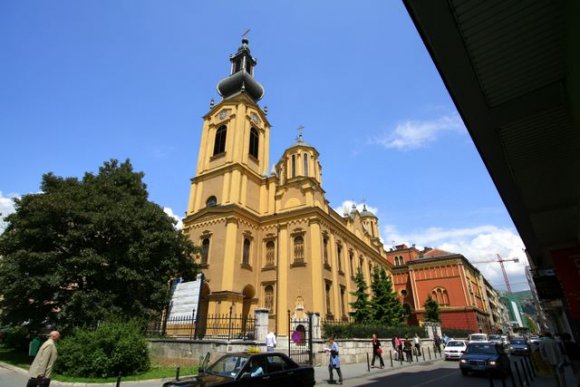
(287, 311, 313, 365)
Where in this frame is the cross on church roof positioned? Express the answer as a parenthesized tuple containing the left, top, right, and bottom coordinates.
(297, 125, 304, 142)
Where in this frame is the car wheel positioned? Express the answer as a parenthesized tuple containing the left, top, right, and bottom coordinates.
(461, 369, 468, 376)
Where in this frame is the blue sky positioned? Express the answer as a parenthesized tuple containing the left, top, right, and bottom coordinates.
(0, 1, 528, 291)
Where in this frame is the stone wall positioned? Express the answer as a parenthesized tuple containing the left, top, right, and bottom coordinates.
(149, 337, 436, 367)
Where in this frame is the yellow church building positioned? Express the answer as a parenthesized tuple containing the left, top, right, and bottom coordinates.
(182, 39, 394, 337)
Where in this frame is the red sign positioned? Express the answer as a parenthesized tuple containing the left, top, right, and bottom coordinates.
(551, 246, 580, 319)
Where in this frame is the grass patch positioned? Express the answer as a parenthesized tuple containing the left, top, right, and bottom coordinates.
(0, 344, 197, 383)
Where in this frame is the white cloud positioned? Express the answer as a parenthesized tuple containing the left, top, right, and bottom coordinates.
(163, 207, 183, 230)
(371, 113, 465, 150)
(0, 192, 19, 234)
(333, 200, 378, 217)
(383, 224, 529, 292)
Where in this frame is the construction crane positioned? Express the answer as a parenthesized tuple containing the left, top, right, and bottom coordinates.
(471, 254, 519, 293)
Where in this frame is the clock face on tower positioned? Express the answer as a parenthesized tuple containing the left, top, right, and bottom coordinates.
(218, 110, 229, 120)
(250, 112, 261, 125)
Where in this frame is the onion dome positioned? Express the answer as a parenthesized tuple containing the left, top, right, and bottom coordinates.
(217, 38, 265, 102)
(360, 204, 377, 218)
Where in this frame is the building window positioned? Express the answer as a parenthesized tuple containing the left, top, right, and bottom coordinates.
(265, 285, 274, 311)
(349, 250, 354, 275)
(265, 241, 275, 267)
(340, 286, 346, 318)
(213, 125, 227, 156)
(400, 289, 408, 298)
(291, 154, 296, 178)
(323, 236, 330, 268)
(359, 256, 364, 269)
(432, 287, 449, 306)
(243, 238, 251, 266)
(293, 236, 304, 263)
(336, 243, 343, 273)
(201, 238, 210, 265)
(249, 127, 259, 158)
(303, 154, 309, 176)
(206, 196, 217, 207)
(325, 282, 332, 317)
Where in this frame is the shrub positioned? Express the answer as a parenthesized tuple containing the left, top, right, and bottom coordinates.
(322, 323, 425, 339)
(55, 320, 150, 377)
(1, 325, 29, 351)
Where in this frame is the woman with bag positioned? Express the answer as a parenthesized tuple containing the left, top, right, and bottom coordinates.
(325, 337, 343, 385)
(371, 334, 384, 368)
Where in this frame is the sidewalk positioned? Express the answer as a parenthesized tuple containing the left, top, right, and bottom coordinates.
(2, 355, 577, 386)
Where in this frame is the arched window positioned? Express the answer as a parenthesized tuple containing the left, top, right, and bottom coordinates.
(325, 282, 332, 315)
(293, 236, 304, 263)
(336, 243, 342, 272)
(206, 196, 217, 207)
(265, 285, 274, 311)
(291, 154, 296, 178)
(201, 238, 210, 264)
(323, 236, 329, 266)
(265, 241, 275, 267)
(249, 127, 259, 158)
(243, 238, 251, 265)
(213, 125, 227, 156)
(303, 154, 309, 176)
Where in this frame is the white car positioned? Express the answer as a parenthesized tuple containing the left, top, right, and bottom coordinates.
(444, 340, 467, 360)
(468, 333, 488, 343)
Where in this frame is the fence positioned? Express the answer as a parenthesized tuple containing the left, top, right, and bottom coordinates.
(146, 311, 255, 341)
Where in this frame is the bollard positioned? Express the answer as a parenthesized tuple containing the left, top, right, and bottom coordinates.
(367, 352, 370, 372)
(415, 350, 419, 363)
(422, 349, 425, 362)
(116, 372, 122, 387)
(400, 349, 403, 365)
(514, 360, 524, 387)
(520, 358, 530, 386)
(428, 347, 432, 360)
(525, 355, 536, 379)
(176, 366, 181, 381)
(390, 350, 394, 367)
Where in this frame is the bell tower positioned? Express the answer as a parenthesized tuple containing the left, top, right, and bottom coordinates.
(186, 38, 271, 215)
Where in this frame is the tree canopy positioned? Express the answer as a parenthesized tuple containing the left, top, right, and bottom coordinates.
(0, 160, 198, 333)
(370, 266, 405, 326)
(424, 295, 440, 322)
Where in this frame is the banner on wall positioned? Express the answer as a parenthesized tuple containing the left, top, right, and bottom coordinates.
(167, 273, 204, 322)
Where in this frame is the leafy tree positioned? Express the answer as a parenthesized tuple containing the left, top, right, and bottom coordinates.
(0, 159, 198, 333)
(424, 295, 440, 322)
(349, 267, 371, 323)
(370, 266, 405, 326)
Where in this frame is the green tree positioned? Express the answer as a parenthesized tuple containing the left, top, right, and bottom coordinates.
(370, 266, 405, 326)
(0, 159, 198, 333)
(424, 295, 440, 322)
(349, 267, 371, 323)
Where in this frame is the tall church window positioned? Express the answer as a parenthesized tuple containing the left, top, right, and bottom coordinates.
(265, 241, 275, 267)
(243, 238, 251, 266)
(293, 236, 304, 263)
(213, 126, 227, 156)
(291, 155, 296, 178)
(336, 243, 343, 273)
(249, 127, 259, 158)
(265, 285, 274, 311)
(349, 251, 354, 275)
(325, 282, 332, 316)
(303, 154, 309, 176)
(323, 236, 330, 268)
(201, 238, 210, 265)
(340, 286, 346, 318)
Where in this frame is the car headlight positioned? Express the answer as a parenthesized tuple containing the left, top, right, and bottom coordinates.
(488, 361, 496, 366)
(509, 346, 514, 350)
(460, 359, 467, 363)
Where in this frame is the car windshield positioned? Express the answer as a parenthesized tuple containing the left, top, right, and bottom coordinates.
(466, 343, 499, 355)
(207, 355, 249, 378)
(469, 334, 487, 341)
(447, 341, 464, 347)
(489, 335, 501, 340)
(511, 339, 526, 345)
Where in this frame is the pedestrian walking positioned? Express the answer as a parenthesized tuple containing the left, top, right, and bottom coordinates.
(413, 333, 421, 356)
(325, 336, 343, 385)
(371, 334, 384, 369)
(396, 335, 404, 359)
(540, 332, 565, 387)
(265, 331, 277, 352)
(27, 331, 60, 387)
(434, 335, 442, 355)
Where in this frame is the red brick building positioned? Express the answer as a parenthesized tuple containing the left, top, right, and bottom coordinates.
(386, 244, 497, 333)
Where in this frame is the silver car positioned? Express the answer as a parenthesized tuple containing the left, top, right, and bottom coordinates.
(444, 340, 467, 360)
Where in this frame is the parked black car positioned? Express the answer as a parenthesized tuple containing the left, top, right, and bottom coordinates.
(162, 352, 316, 387)
(460, 342, 511, 376)
(509, 338, 530, 356)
